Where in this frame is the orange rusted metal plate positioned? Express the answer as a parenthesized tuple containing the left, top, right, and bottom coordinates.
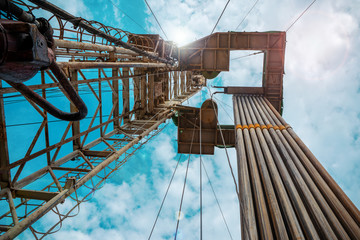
(177, 99, 234, 155)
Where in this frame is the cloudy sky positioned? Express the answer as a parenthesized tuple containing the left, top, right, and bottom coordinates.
(14, 0, 360, 239)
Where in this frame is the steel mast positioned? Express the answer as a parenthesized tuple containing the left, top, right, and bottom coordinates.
(0, 0, 199, 238)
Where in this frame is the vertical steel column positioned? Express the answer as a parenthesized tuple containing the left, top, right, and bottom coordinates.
(164, 72, 169, 101)
(122, 67, 130, 123)
(186, 71, 192, 91)
(98, 69, 104, 136)
(0, 81, 10, 189)
(173, 71, 178, 98)
(134, 68, 141, 119)
(112, 54, 120, 128)
(41, 71, 51, 164)
(148, 70, 154, 114)
(154, 71, 161, 107)
(140, 69, 147, 118)
(70, 66, 81, 150)
(180, 71, 185, 95)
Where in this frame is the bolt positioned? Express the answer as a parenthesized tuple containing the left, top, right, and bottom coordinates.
(37, 39, 44, 48)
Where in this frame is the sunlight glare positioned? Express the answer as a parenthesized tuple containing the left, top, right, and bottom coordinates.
(172, 28, 192, 47)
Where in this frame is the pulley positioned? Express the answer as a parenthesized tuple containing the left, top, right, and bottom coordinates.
(201, 71, 220, 79)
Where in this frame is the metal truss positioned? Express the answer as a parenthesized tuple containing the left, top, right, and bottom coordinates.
(0, 1, 200, 238)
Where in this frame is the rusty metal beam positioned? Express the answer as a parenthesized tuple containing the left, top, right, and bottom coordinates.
(148, 71, 154, 114)
(82, 150, 113, 158)
(50, 167, 91, 173)
(57, 62, 167, 70)
(14, 189, 59, 201)
(41, 71, 51, 165)
(111, 56, 120, 129)
(173, 71, 178, 98)
(122, 68, 130, 123)
(70, 67, 81, 150)
(180, 71, 185, 94)
(163, 72, 169, 101)
(54, 39, 139, 56)
(134, 69, 141, 119)
(140, 69, 147, 118)
(215, 86, 265, 95)
(0, 81, 10, 189)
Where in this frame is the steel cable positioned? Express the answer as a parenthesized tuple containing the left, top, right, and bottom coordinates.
(201, 158, 234, 240)
(148, 154, 183, 240)
(286, 0, 317, 32)
(174, 120, 197, 240)
(144, 0, 168, 40)
(207, 87, 239, 197)
(235, 0, 259, 30)
(106, 0, 149, 33)
(211, 0, 231, 34)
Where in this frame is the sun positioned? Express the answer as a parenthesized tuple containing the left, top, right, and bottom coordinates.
(171, 28, 193, 47)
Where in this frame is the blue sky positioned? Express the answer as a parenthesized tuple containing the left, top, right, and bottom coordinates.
(11, 0, 360, 239)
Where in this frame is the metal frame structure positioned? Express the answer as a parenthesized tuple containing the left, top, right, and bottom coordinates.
(0, 1, 200, 238)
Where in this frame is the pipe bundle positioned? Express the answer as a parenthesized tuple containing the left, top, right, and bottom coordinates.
(233, 95, 360, 239)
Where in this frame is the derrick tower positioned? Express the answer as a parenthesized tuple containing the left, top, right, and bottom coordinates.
(0, 1, 359, 240)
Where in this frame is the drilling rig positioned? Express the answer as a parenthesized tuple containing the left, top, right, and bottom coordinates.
(0, 0, 359, 239)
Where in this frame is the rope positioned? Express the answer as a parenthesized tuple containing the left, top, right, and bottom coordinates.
(148, 154, 183, 240)
(174, 120, 197, 240)
(201, 158, 234, 240)
(212, 95, 234, 122)
(207, 87, 239, 197)
(235, 0, 259, 30)
(106, 0, 149, 33)
(286, 0, 317, 32)
(144, 0, 169, 40)
(231, 51, 263, 61)
(211, 0, 231, 34)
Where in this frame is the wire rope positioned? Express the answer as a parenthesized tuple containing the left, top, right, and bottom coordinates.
(231, 51, 263, 61)
(148, 154, 183, 240)
(211, 0, 231, 34)
(201, 158, 234, 240)
(286, 0, 317, 32)
(235, 0, 259, 30)
(207, 86, 239, 197)
(208, 88, 253, 239)
(106, 0, 149, 33)
(174, 120, 197, 240)
(212, 94, 234, 122)
(144, 0, 169, 40)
